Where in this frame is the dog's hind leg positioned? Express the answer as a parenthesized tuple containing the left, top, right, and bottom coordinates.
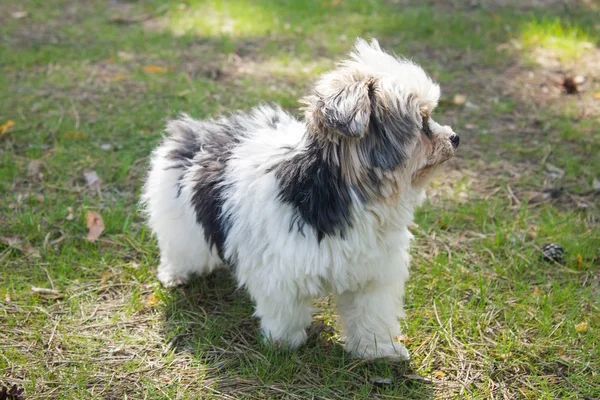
(142, 149, 223, 288)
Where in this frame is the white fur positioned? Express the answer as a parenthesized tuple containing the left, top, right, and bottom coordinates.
(142, 39, 454, 360)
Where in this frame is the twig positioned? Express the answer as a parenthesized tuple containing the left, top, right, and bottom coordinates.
(47, 318, 60, 350)
(506, 185, 520, 206)
(31, 287, 60, 295)
(43, 267, 55, 290)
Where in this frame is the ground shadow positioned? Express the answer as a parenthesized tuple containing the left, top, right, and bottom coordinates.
(161, 269, 433, 399)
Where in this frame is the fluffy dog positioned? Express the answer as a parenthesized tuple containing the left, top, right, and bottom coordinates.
(142, 39, 459, 360)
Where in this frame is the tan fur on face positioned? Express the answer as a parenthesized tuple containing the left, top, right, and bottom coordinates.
(412, 119, 457, 187)
(301, 39, 457, 204)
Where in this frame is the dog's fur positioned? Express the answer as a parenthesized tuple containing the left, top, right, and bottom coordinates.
(141, 39, 459, 359)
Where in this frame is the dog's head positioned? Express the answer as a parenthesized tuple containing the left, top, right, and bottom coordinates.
(303, 39, 459, 197)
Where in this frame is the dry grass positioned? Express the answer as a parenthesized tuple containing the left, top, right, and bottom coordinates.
(1, 0, 599, 399)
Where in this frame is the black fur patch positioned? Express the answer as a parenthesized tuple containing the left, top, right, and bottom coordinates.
(275, 95, 418, 242)
(276, 141, 354, 242)
(165, 115, 247, 261)
(362, 107, 416, 171)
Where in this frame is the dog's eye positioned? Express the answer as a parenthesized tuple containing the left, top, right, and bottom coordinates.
(422, 116, 433, 138)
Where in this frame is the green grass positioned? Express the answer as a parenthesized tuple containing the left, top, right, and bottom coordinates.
(520, 18, 596, 62)
(1, 0, 599, 399)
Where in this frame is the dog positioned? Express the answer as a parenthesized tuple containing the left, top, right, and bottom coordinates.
(141, 38, 459, 360)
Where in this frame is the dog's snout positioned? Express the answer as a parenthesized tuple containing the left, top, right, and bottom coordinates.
(449, 134, 460, 149)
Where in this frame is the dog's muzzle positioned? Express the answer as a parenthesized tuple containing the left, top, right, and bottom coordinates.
(449, 134, 460, 149)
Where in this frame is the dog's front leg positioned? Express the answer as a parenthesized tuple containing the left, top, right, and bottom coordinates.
(249, 285, 313, 350)
(337, 282, 409, 360)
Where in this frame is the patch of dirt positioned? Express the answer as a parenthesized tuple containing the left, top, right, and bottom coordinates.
(494, 34, 600, 115)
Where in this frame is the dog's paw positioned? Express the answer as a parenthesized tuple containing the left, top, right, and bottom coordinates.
(157, 270, 188, 288)
(263, 329, 308, 350)
(348, 342, 410, 361)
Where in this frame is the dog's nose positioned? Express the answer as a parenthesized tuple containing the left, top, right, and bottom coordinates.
(449, 134, 460, 149)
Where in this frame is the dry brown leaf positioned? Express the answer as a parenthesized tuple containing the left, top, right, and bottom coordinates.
(0, 120, 15, 136)
(575, 322, 588, 332)
(145, 294, 159, 307)
(434, 371, 446, 378)
(22, 243, 40, 257)
(143, 65, 167, 73)
(0, 236, 39, 257)
(85, 211, 105, 242)
(1, 236, 21, 248)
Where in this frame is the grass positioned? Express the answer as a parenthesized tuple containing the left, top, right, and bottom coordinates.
(1, 0, 599, 399)
(520, 18, 596, 62)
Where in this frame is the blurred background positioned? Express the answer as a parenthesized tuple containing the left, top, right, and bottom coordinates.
(1, 1, 598, 399)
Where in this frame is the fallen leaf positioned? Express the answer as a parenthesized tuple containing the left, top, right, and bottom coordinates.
(395, 334, 411, 344)
(0, 120, 15, 136)
(575, 254, 583, 266)
(145, 294, 159, 306)
(434, 371, 446, 379)
(0, 236, 38, 257)
(11, 11, 29, 19)
(84, 170, 101, 188)
(575, 322, 588, 332)
(85, 211, 105, 242)
(22, 243, 40, 257)
(143, 65, 167, 73)
(66, 206, 74, 221)
(5, 293, 11, 303)
(1, 236, 21, 248)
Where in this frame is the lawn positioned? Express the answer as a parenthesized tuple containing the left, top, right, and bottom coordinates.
(1, 0, 599, 399)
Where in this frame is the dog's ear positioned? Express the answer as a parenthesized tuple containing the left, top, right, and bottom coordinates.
(305, 75, 375, 138)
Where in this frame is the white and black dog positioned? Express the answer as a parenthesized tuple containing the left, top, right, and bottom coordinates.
(142, 39, 459, 360)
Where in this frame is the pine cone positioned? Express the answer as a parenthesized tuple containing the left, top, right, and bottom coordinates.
(542, 243, 565, 263)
